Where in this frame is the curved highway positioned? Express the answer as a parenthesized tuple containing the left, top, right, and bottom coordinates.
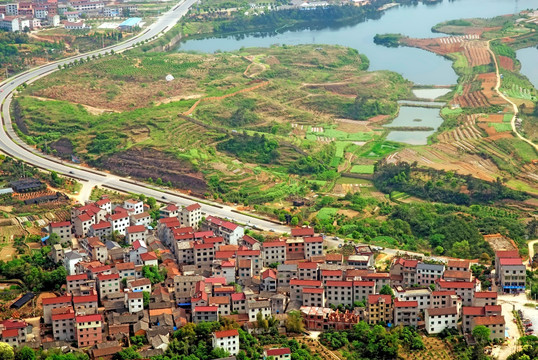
(0, 0, 290, 233)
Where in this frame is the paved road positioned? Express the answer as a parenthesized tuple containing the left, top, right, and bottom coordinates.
(0, 0, 290, 233)
(488, 40, 538, 152)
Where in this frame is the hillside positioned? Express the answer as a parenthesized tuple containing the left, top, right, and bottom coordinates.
(13, 44, 411, 204)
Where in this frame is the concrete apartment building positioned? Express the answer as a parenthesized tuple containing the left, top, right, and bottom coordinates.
(298, 262, 319, 280)
(174, 275, 204, 303)
(262, 241, 287, 265)
(394, 287, 431, 310)
(203, 216, 244, 245)
(49, 221, 72, 244)
(124, 199, 144, 215)
(366, 294, 393, 325)
(108, 212, 130, 235)
(390, 258, 418, 287)
(325, 281, 354, 307)
(436, 279, 476, 306)
(74, 214, 94, 237)
(193, 306, 218, 323)
(97, 273, 120, 300)
(472, 292, 498, 307)
(304, 236, 323, 259)
(180, 203, 202, 229)
(212, 329, 239, 356)
(43, 296, 73, 324)
(89, 221, 112, 240)
(248, 300, 271, 322)
(264, 348, 291, 360)
(126, 292, 144, 314)
(236, 250, 262, 275)
(416, 263, 444, 285)
(51, 307, 75, 341)
(290, 279, 322, 303)
(471, 316, 505, 340)
(393, 299, 418, 327)
(75, 314, 103, 347)
(126, 225, 147, 244)
(353, 281, 376, 302)
(302, 288, 325, 308)
(497, 257, 526, 294)
(321, 270, 343, 285)
(425, 307, 458, 334)
(446, 260, 470, 272)
(277, 264, 297, 289)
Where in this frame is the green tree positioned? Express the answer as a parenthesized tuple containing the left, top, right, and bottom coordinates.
(143, 291, 150, 309)
(15, 346, 34, 360)
(114, 347, 141, 360)
(285, 310, 304, 334)
(0, 343, 14, 360)
(379, 285, 394, 298)
(472, 325, 490, 345)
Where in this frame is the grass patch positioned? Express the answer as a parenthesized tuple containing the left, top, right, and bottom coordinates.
(316, 207, 339, 220)
(441, 107, 463, 116)
(350, 165, 375, 174)
(371, 236, 399, 248)
(490, 123, 512, 132)
(503, 113, 513, 122)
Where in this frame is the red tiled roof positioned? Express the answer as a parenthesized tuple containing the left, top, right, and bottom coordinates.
(291, 228, 314, 237)
(67, 274, 87, 281)
(263, 241, 286, 248)
(266, 348, 291, 356)
(231, 293, 246, 301)
(495, 250, 520, 258)
(437, 279, 475, 289)
(42, 295, 72, 305)
(97, 273, 119, 281)
(95, 198, 110, 206)
(92, 221, 111, 230)
(262, 269, 277, 280)
(73, 295, 98, 303)
(325, 253, 342, 261)
(115, 262, 135, 271)
(127, 225, 145, 233)
(77, 214, 92, 222)
(204, 237, 224, 244)
(473, 315, 505, 326)
(431, 290, 456, 296)
(298, 262, 318, 269)
(353, 281, 375, 287)
(214, 329, 239, 338)
(321, 270, 343, 276)
(485, 305, 502, 313)
(51, 311, 75, 321)
(427, 307, 457, 316)
(394, 299, 418, 308)
(214, 287, 234, 293)
(290, 279, 322, 287)
(446, 260, 470, 268)
(237, 250, 260, 256)
(243, 235, 259, 245)
(206, 215, 238, 231)
(133, 240, 146, 250)
(215, 251, 236, 259)
(109, 212, 128, 221)
(325, 281, 352, 287)
(194, 231, 214, 238)
(75, 314, 102, 323)
(185, 203, 201, 212)
(205, 277, 226, 285)
(127, 291, 144, 299)
(499, 258, 523, 266)
(462, 307, 485, 316)
(194, 243, 214, 250)
(1, 329, 19, 338)
(363, 273, 390, 279)
(368, 294, 392, 305)
(194, 306, 218, 312)
(140, 252, 158, 261)
(474, 291, 497, 298)
(304, 236, 323, 243)
(50, 221, 71, 228)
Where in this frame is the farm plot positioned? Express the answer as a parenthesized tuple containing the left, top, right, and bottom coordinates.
(437, 114, 484, 152)
(463, 41, 491, 67)
(505, 84, 536, 101)
(316, 207, 338, 220)
(452, 90, 490, 108)
(350, 165, 375, 174)
(498, 55, 514, 70)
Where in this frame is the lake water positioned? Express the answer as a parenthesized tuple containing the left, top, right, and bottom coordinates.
(517, 47, 538, 90)
(412, 88, 452, 100)
(384, 106, 443, 145)
(178, 0, 537, 85)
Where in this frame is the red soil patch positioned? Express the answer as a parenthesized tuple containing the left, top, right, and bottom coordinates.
(482, 114, 504, 123)
(498, 56, 514, 70)
(453, 91, 489, 108)
(488, 132, 513, 140)
(463, 43, 491, 67)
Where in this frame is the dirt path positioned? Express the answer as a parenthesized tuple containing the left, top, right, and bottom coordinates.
(487, 40, 538, 152)
(28, 95, 118, 115)
(182, 81, 269, 115)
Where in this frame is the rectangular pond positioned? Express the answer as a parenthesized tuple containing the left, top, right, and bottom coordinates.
(384, 106, 443, 145)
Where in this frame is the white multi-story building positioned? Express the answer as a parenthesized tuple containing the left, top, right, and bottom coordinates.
(203, 216, 244, 245)
(126, 225, 147, 244)
(325, 281, 353, 307)
(416, 263, 445, 285)
(304, 236, 323, 259)
(180, 203, 202, 229)
(108, 213, 130, 235)
(125, 291, 144, 314)
(212, 329, 239, 355)
(393, 299, 418, 327)
(425, 307, 458, 334)
(97, 273, 120, 300)
(124, 199, 144, 215)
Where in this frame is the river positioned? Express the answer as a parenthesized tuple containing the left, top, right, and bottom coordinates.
(178, 0, 537, 85)
(517, 47, 538, 90)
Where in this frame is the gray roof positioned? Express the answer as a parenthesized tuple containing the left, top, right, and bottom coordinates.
(277, 264, 297, 271)
(106, 240, 121, 250)
(417, 263, 445, 271)
(64, 251, 83, 261)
